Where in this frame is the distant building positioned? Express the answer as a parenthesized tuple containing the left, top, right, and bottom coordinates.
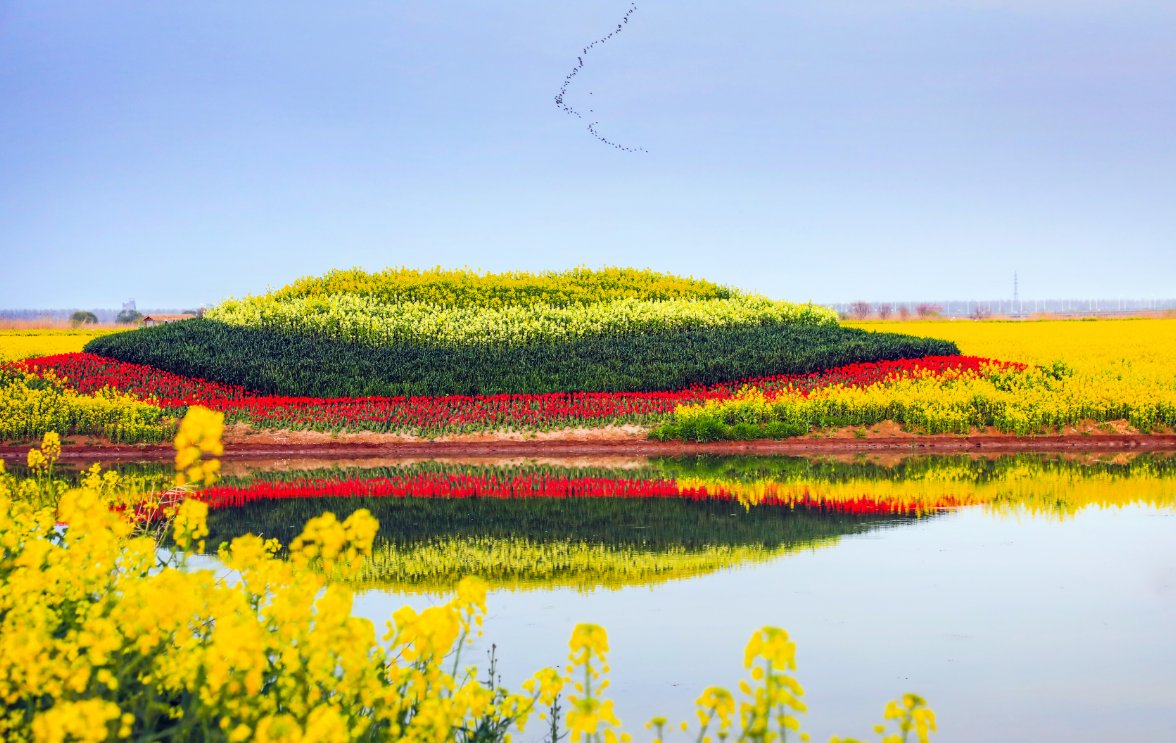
(142, 314, 196, 327)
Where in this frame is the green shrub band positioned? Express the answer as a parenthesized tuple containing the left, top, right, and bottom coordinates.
(85, 319, 958, 397)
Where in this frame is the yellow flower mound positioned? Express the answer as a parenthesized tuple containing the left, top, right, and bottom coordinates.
(268, 266, 735, 307)
(209, 292, 836, 348)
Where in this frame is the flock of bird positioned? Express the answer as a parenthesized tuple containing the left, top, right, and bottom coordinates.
(553, 2, 647, 153)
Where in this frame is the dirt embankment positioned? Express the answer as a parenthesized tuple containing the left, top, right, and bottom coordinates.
(3, 421, 1176, 462)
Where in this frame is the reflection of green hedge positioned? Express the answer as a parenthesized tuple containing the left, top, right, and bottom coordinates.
(199, 453, 1176, 553)
(85, 319, 957, 397)
(204, 494, 908, 555)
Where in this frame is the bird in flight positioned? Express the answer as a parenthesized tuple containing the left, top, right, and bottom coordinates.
(554, 2, 647, 153)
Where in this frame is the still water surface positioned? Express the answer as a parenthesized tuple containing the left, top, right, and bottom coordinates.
(191, 453, 1176, 741)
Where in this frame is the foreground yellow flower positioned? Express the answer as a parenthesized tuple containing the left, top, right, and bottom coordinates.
(173, 405, 224, 487)
(0, 429, 936, 742)
(569, 623, 609, 664)
(172, 499, 209, 553)
(696, 686, 736, 732)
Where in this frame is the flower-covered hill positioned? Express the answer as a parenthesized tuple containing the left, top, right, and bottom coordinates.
(84, 267, 958, 398)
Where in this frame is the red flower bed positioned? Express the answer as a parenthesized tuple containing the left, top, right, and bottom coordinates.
(16, 352, 1021, 434)
(196, 471, 962, 516)
(16, 352, 252, 406)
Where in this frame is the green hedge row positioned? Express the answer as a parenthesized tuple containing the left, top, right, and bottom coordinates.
(85, 318, 959, 397)
(203, 485, 903, 554)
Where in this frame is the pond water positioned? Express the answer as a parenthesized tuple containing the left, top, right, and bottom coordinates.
(115, 454, 1176, 740)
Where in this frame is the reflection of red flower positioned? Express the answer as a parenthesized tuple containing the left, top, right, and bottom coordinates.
(192, 472, 963, 516)
(16, 353, 1022, 434)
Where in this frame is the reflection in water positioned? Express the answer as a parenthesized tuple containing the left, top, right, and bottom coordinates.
(206, 491, 909, 592)
(659, 453, 1176, 517)
(189, 453, 1176, 592)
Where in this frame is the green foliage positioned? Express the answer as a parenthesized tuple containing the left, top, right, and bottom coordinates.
(69, 311, 98, 327)
(85, 319, 959, 397)
(116, 309, 143, 325)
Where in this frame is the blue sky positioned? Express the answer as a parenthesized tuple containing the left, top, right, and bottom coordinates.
(2, 1, 1174, 307)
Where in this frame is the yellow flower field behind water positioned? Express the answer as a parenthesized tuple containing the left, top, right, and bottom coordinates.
(877, 318, 1176, 426)
(658, 318, 1176, 440)
(0, 329, 125, 361)
(846, 318, 1176, 374)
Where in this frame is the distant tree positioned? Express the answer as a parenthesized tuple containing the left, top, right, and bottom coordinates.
(69, 311, 98, 327)
(116, 309, 143, 325)
(896, 304, 911, 320)
(849, 301, 872, 320)
(875, 303, 893, 320)
(915, 304, 942, 319)
(970, 304, 991, 320)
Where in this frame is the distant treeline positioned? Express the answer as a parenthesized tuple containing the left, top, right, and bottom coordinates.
(0, 309, 197, 323)
(833, 298, 1176, 319)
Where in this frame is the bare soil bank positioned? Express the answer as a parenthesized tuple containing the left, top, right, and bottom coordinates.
(4, 424, 1176, 462)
